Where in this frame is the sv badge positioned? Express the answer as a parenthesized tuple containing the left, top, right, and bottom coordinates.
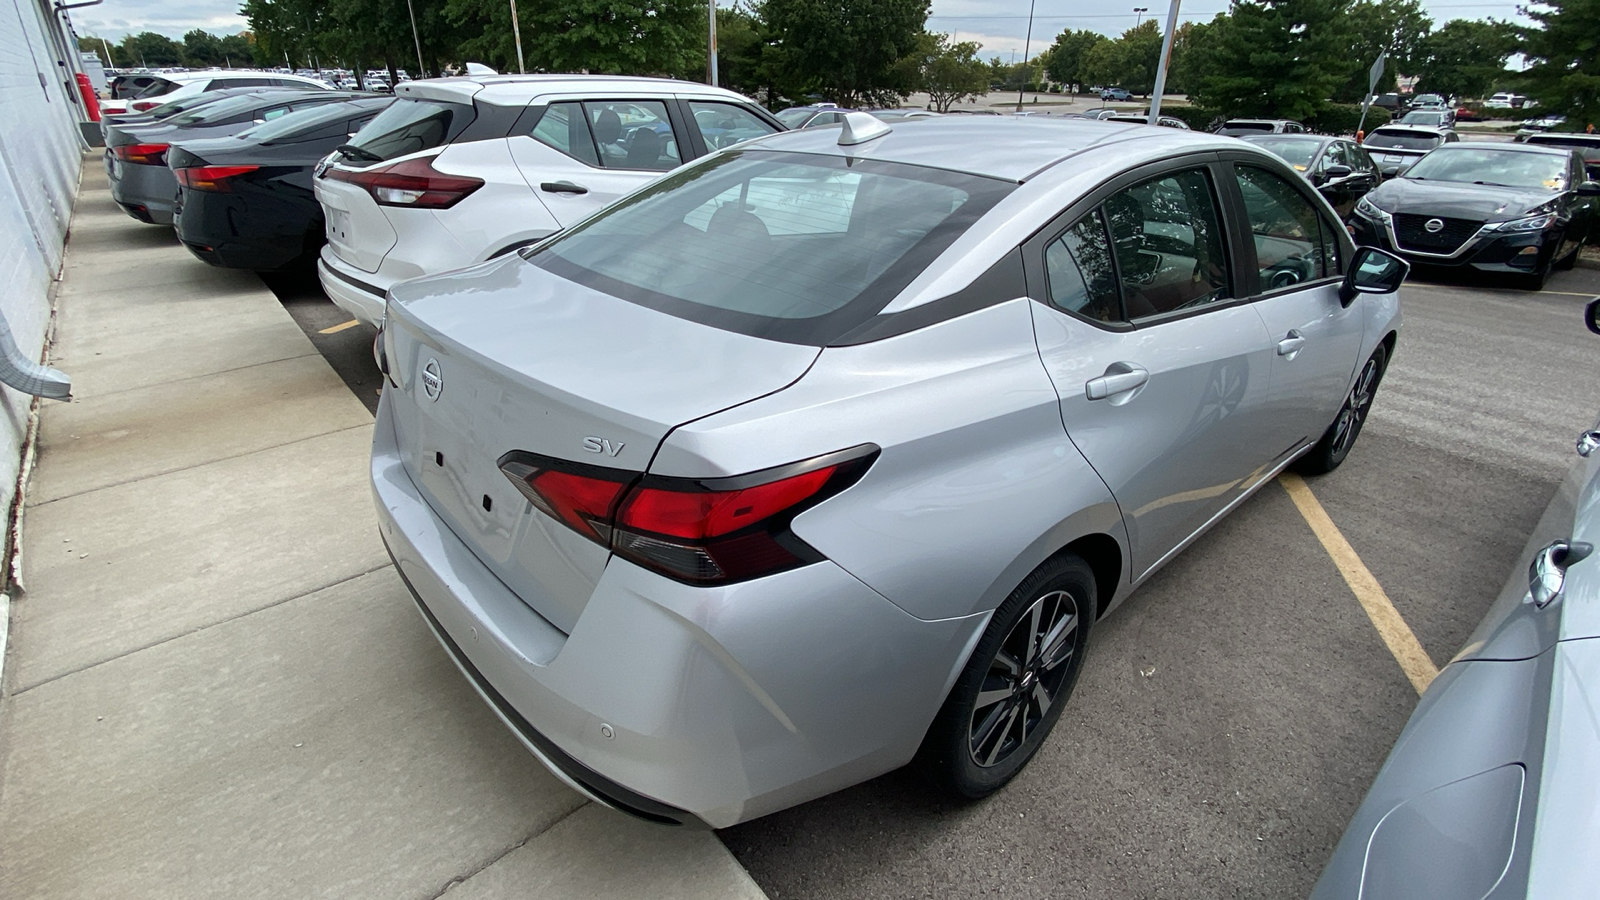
(582, 436, 625, 457)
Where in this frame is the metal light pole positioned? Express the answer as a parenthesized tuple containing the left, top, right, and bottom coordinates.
(406, 0, 426, 77)
(1147, 0, 1180, 121)
(1016, 0, 1037, 112)
(1133, 6, 1148, 27)
(509, 0, 526, 73)
(708, 0, 719, 86)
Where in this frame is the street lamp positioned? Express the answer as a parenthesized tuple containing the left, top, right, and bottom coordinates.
(1016, 0, 1037, 112)
(1133, 6, 1149, 26)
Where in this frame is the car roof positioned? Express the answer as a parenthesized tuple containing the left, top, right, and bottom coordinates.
(393, 74, 758, 108)
(1223, 118, 1296, 124)
(159, 71, 328, 88)
(735, 115, 1243, 182)
(1371, 124, 1447, 133)
(1241, 133, 1334, 145)
(1527, 133, 1600, 146)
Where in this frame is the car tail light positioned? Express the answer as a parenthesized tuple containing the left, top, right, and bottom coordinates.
(174, 165, 260, 192)
(498, 446, 877, 585)
(112, 142, 170, 165)
(130, 100, 161, 112)
(325, 156, 484, 209)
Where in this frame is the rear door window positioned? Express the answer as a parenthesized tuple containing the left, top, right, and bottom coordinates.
(582, 101, 681, 171)
(688, 101, 779, 151)
(529, 101, 600, 166)
(1045, 212, 1122, 323)
(343, 98, 474, 164)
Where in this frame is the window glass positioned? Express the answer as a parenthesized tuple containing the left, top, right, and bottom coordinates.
(1250, 136, 1321, 170)
(343, 98, 472, 163)
(774, 107, 814, 128)
(532, 150, 1014, 344)
(583, 101, 680, 171)
(1403, 146, 1568, 190)
(1045, 211, 1121, 322)
(1237, 166, 1334, 287)
(530, 101, 599, 166)
(688, 101, 778, 151)
(1100, 169, 1229, 319)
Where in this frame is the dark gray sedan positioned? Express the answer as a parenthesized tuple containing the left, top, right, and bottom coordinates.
(1241, 133, 1381, 218)
(107, 90, 363, 225)
(1314, 307, 1600, 897)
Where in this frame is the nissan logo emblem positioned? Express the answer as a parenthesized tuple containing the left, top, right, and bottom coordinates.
(421, 358, 443, 401)
(1424, 218, 1445, 233)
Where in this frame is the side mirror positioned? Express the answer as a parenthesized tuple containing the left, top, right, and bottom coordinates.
(1339, 246, 1409, 306)
(1577, 181, 1600, 197)
(1324, 164, 1354, 180)
(1585, 297, 1600, 335)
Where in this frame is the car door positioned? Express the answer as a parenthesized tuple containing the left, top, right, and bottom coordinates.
(1027, 161, 1282, 580)
(1226, 162, 1366, 452)
(507, 96, 689, 227)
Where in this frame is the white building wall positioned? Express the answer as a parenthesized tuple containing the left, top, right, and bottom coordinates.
(0, 0, 85, 531)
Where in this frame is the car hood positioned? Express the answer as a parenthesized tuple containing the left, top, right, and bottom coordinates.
(1368, 177, 1559, 223)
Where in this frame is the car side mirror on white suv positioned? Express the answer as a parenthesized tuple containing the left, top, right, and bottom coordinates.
(1340, 246, 1409, 306)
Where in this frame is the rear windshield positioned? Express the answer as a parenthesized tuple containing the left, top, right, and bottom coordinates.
(241, 99, 372, 142)
(1399, 111, 1446, 126)
(342, 98, 474, 164)
(170, 94, 276, 125)
(529, 150, 1014, 345)
(1365, 129, 1440, 151)
(1219, 122, 1276, 134)
(132, 78, 179, 99)
(1246, 136, 1322, 168)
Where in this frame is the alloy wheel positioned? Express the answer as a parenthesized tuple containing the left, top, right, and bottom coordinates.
(968, 589, 1081, 768)
(1329, 355, 1381, 458)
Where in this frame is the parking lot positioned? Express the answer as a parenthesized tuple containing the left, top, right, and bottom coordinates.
(256, 234, 1600, 896)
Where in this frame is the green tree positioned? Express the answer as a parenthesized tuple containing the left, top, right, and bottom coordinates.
(118, 32, 185, 67)
(1520, 0, 1600, 128)
(218, 33, 259, 67)
(716, 5, 812, 107)
(1044, 28, 1108, 92)
(1414, 18, 1516, 100)
(183, 29, 225, 67)
(905, 33, 988, 111)
(1187, 0, 1354, 120)
(763, 0, 931, 107)
(1329, 0, 1431, 102)
(78, 36, 114, 66)
(1081, 20, 1163, 96)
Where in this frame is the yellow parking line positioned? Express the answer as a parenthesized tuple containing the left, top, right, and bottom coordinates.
(319, 319, 361, 334)
(1279, 473, 1438, 695)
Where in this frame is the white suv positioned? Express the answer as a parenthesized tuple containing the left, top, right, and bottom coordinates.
(102, 71, 331, 116)
(313, 75, 784, 326)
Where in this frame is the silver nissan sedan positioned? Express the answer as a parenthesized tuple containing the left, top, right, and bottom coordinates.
(371, 114, 1407, 827)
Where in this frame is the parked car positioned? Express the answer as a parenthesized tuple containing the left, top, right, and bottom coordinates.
(1454, 105, 1482, 122)
(108, 90, 363, 225)
(1079, 108, 1125, 120)
(1485, 92, 1528, 110)
(775, 103, 857, 129)
(868, 109, 941, 121)
(1100, 87, 1134, 101)
(1313, 335, 1600, 897)
(101, 70, 331, 116)
(1405, 92, 1448, 112)
(1217, 118, 1308, 136)
(371, 114, 1406, 828)
(1361, 124, 1457, 177)
(1241, 134, 1381, 218)
(1397, 108, 1453, 129)
(169, 97, 394, 271)
(99, 86, 270, 134)
(1522, 132, 1600, 180)
(1368, 93, 1404, 112)
(1105, 114, 1191, 129)
(1350, 142, 1600, 289)
(315, 75, 784, 327)
(1518, 115, 1567, 136)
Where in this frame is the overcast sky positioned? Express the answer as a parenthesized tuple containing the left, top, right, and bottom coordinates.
(71, 0, 1532, 61)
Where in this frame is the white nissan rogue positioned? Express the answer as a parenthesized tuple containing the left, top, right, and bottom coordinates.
(313, 74, 784, 326)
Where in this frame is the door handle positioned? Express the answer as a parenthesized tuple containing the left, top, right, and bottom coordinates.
(541, 180, 588, 194)
(1277, 330, 1306, 357)
(1085, 363, 1149, 401)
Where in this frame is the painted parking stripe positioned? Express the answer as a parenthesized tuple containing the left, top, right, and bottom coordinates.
(318, 319, 361, 334)
(1279, 473, 1438, 694)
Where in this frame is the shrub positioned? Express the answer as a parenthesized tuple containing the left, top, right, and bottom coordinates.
(1307, 103, 1390, 135)
(1162, 106, 1223, 131)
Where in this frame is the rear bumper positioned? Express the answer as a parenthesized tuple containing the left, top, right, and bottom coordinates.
(109, 160, 178, 225)
(176, 191, 318, 271)
(370, 393, 985, 827)
(319, 247, 389, 326)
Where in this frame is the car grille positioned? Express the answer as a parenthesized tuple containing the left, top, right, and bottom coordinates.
(1392, 214, 1482, 254)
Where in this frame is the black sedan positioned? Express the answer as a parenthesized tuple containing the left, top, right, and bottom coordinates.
(1350, 142, 1600, 290)
(1240, 133, 1382, 218)
(170, 97, 392, 271)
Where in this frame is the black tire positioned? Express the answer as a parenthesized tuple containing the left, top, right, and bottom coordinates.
(1518, 246, 1555, 290)
(1296, 344, 1387, 476)
(917, 554, 1096, 799)
(1555, 239, 1579, 271)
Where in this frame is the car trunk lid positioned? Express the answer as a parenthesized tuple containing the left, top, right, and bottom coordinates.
(382, 255, 820, 632)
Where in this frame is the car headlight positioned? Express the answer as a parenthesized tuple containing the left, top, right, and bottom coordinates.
(1494, 213, 1558, 232)
(1355, 196, 1389, 221)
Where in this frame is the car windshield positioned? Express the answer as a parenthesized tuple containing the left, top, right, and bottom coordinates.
(237, 99, 371, 142)
(1247, 136, 1322, 168)
(1399, 111, 1445, 126)
(774, 108, 817, 127)
(529, 150, 1014, 345)
(131, 78, 179, 99)
(1403, 147, 1569, 189)
(1364, 129, 1440, 151)
(170, 94, 281, 125)
(342, 98, 472, 163)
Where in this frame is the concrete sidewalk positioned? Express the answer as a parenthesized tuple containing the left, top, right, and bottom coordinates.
(0, 163, 766, 900)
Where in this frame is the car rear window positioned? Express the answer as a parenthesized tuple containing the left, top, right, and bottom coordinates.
(529, 150, 1014, 345)
(342, 98, 475, 164)
(239, 99, 378, 142)
(132, 78, 179, 99)
(1246, 136, 1322, 168)
(1365, 129, 1441, 151)
(1220, 122, 1276, 134)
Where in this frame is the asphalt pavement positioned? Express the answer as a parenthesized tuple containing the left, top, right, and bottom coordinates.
(261, 215, 1600, 898)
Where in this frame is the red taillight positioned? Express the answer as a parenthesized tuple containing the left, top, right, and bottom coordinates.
(131, 100, 160, 112)
(112, 142, 169, 165)
(325, 155, 484, 209)
(498, 448, 877, 585)
(175, 165, 260, 192)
